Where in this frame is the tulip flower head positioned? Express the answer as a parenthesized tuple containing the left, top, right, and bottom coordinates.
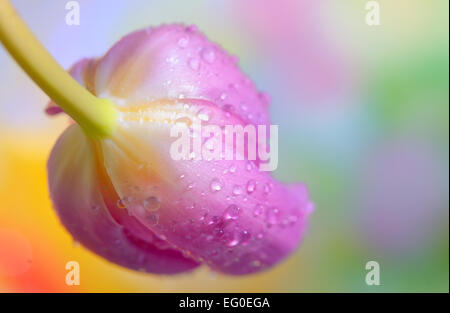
(0, 1, 313, 276)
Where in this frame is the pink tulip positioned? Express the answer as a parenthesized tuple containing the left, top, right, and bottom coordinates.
(46, 24, 313, 275)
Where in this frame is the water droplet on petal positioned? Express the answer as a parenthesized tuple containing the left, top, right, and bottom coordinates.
(229, 165, 236, 173)
(239, 230, 251, 244)
(265, 207, 279, 225)
(222, 104, 234, 117)
(201, 48, 215, 63)
(177, 36, 189, 48)
(188, 58, 200, 70)
(197, 108, 212, 121)
(253, 204, 264, 217)
(288, 215, 298, 225)
(246, 180, 256, 194)
(117, 197, 129, 209)
(166, 55, 178, 65)
(232, 185, 243, 195)
(224, 204, 240, 221)
(263, 183, 271, 195)
(207, 215, 220, 226)
(251, 260, 261, 267)
(213, 227, 224, 238)
(186, 182, 195, 191)
(143, 196, 161, 212)
(227, 237, 239, 247)
(210, 178, 223, 192)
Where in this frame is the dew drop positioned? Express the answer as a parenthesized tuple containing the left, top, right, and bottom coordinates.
(143, 196, 161, 212)
(232, 185, 243, 196)
(263, 183, 272, 195)
(229, 165, 237, 173)
(222, 104, 234, 117)
(201, 48, 215, 63)
(253, 204, 264, 217)
(227, 237, 240, 247)
(117, 198, 128, 209)
(207, 215, 220, 226)
(251, 260, 261, 267)
(239, 230, 251, 244)
(224, 204, 240, 220)
(265, 207, 279, 225)
(186, 182, 195, 191)
(177, 36, 189, 48)
(213, 227, 224, 238)
(197, 108, 212, 121)
(188, 58, 200, 70)
(210, 178, 223, 192)
(246, 180, 256, 194)
(166, 55, 178, 65)
(288, 215, 298, 225)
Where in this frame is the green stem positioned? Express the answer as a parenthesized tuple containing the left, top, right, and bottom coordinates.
(0, 0, 117, 138)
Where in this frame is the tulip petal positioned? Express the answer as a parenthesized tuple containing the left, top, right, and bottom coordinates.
(94, 24, 269, 126)
(47, 124, 199, 274)
(101, 99, 313, 274)
(46, 24, 313, 275)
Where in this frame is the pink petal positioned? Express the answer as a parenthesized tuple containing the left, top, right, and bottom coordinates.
(100, 98, 313, 274)
(47, 124, 199, 274)
(93, 24, 269, 126)
(47, 24, 314, 275)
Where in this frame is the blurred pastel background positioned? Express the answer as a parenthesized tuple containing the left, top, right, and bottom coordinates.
(0, 0, 448, 292)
